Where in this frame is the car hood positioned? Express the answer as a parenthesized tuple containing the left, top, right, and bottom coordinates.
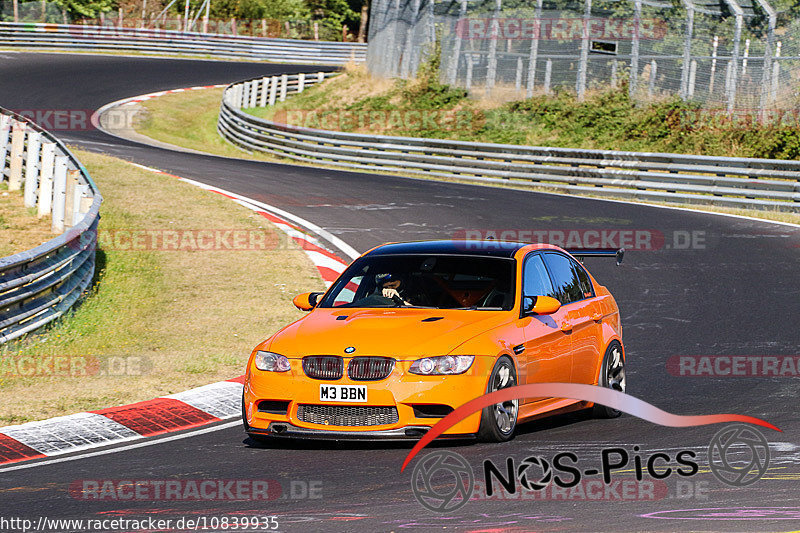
(267, 308, 510, 358)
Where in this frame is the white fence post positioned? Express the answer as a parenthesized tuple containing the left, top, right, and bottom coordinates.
(51, 155, 68, 233)
(0, 115, 10, 173)
(268, 76, 278, 105)
(8, 122, 26, 190)
(317, 71, 324, 85)
(23, 130, 41, 207)
(544, 59, 552, 94)
(248, 80, 258, 107)
(64, 169, 78, 229)
(241, 82, 250, 108)
(688, 60, 697, 99)
(648, 60, 658, 98)
(279, 74, 288, 102)
(298, 73, 305, 93)
(259, 77, 269, 107)
(38, 142, 55, 216)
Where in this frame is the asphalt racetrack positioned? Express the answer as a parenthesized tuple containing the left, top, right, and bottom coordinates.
(1, 51, 799, 532)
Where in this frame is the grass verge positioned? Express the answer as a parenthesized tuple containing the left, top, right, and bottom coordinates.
(0, 183, 54, 257)
(0, 150, 324, 424)
(132, 70, 800, 226)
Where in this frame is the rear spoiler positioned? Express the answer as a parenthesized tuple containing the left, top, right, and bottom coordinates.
(567, 248, 625, 266)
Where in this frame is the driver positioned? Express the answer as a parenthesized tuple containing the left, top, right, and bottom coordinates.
(377, 273, 413, 306)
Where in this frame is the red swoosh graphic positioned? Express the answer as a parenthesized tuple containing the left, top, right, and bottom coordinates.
(401, 383, 780, 472)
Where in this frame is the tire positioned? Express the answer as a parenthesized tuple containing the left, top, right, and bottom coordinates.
(593, 341, 627, 418)
(477, 356, 519, 442)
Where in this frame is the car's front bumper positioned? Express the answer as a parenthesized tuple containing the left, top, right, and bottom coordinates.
(248, 422, 475, 441)
(243, 355, 494, 438)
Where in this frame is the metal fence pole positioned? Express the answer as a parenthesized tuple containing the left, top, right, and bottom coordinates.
(446, 0, 468, 85)
(770, 41, 781, 104)
(525, 0, 543, 98)
(611, 61, 618, 88)
(465, 53, 474, 90)
(755, 0, 776, 119)
(23, 130, 41, 207)
(648, 60, 657, 98)
(515, 57, 523, 92)
(576, 0, 592, 101)
(724, 0, 744, 113)
(544, 58, 552, 94)
(629, 0, 641, 100)
(485, 0, 502, 96)
(400, 0, 421, 78)
(688, 59, 697, 99)
(679, 2, 694, 100)
(709, 35, 718, 95)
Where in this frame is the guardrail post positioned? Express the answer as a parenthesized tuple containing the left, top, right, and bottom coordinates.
(317, 72, 324, 85)
(279, 74, 288, 102)
(23, 130, 41, 208)
(52, 155, 68, 233)
(269, 76, 278, 105)
(298, 73, 305, 93)
(38, 142, 55, 216)
(64, 169, 78, 229)
(0, 115, 10, 171)
(8, 121, 25, 191)
(259, 77, 269, 107)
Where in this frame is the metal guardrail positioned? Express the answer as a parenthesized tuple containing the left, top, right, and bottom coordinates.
(217, 74, 800, 212)
(0, 22, 366, 65)
(0, 108, 101, 344)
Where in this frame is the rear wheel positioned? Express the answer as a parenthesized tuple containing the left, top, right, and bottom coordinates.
(477, 356, 519, 442)
(593, 341, 627, 418)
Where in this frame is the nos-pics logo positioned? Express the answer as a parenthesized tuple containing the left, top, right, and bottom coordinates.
(410, 424, 770, 512)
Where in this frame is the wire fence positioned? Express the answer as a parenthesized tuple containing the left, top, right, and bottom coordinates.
(367, 0, 800, 116)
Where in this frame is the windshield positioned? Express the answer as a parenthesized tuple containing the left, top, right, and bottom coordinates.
(318, 254, 516, 310)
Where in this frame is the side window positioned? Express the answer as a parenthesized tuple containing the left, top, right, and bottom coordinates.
(572, 261, 595, 299)
(544, 253, 583, 304)
(522, 254, 554, 297)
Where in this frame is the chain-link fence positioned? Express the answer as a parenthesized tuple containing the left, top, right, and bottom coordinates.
(367, 0, 800, 115)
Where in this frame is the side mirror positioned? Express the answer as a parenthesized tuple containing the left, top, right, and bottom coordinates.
(293, 291, 322, 311)
(523, 295, 561, 315)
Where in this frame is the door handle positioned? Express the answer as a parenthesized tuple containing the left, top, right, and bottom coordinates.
(591, 312, 603, 323)
(560, 321, 573, 333)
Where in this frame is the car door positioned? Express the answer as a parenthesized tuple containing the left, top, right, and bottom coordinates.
(543, 252, 603, 385)
(519, 252, 573, 405)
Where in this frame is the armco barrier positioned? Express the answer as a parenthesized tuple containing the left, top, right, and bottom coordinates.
(217, 75, 800, 212)
(0, 22, 366, 65)
(0, 108, 101, 344)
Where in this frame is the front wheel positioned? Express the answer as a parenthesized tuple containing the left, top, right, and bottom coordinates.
(477, 356, 519, 442)
(593, 341, 627, 418)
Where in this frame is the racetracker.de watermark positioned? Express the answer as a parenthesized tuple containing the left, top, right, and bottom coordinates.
(69, 479, 321, 501)
(455, 17, 667, 40)
(667, 355, 800, 377)
(0, 355, 151, 378)
(272, 109, 485, 132)
(453, 229, 707, 251)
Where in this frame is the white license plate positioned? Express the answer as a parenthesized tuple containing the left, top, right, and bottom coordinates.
(319, 384, 367, 403)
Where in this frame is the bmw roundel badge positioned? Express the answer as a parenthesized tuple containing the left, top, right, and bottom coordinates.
(344, 346, 356, 354)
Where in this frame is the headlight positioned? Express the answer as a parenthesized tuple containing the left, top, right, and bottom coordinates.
(254, 351, 291, 372)
(409, 355, 474, 375)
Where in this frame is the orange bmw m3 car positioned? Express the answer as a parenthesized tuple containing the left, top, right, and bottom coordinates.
(242, 240, 626, 442)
